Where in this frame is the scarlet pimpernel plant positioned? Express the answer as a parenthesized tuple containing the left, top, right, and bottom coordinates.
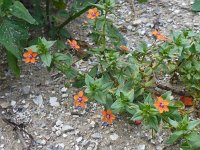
(1, 0, 200, 149)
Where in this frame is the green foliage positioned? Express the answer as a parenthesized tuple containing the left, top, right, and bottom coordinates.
(166, 116, 200, 149)
(9, 1, 37, 24)
(192, 0, 200, 12)
(0, 1, 200, 149)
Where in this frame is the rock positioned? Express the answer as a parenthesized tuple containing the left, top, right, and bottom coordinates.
(49, 97, 60, 107)
(33, 95, 43, 107)
(63, 134, 67, 138)
(76, 137, 83, 143)
(22, 86, 31, 95)
(62, 125, 74, 132)
(56, 120, 63, 126)
(56, 130, 62, 136)
(156, 146, 163, 150)
(62, 94, 68, 98)
(61, 87, 67, 93)
(0, 101, 10, 108)
(127, 25, 133, 30)
(110, 133, 119, 141)
(11, 100, 16, 106)
(75, 145, 79, 150)
(91, 133, 102, 139)
(138, 29, 146, 35)
(37, 139, 46, 145)
(56, 143, 65, 150)
(90, 121, 96, 128)
(0, 144, 4, 148)
(132, 19, 142, 26)
(174, 9, 180, 14)
(82, 140, 90, 147)
(137, 144, 146, 150)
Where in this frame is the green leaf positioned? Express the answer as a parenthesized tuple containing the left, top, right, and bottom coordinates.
(85, 74, 95, 86)
(89, 3, 105, 10)
(144, 93, 154, 105)
(138, 0, 148, 3)
(161, 91, 172, 100)
(165, 131, 184, 144)
(186, 133, 200, 148)
(72, 76, 85, 88)
(63, 67, 78, 79)
(88, 65, 98, 77)
(126, 103, 138, 115)
(94, 92, 106, 104)
(127, 89, 134, 102)
(54, 53, 72, 65)
(0, 19, 29, 58)
(25, 45, 38, 52)
(168, 118, 178, 128)
(6, 51, 20, 77)
(9, 1, 37, 24)
(192, 0, 200, 12)
(111, 99, 124, 112)
(131, 111, 143, 121)
(56, 40, 66, 50)
(40, 37, 56, 49)
(146, 116, 159, 131)
(187, 120, 200, 130)
(106, 22, 126, 47)
(137, 41, 148, 53)
(40, 53, 52, 67)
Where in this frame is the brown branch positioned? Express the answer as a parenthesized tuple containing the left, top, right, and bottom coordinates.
(155, 82, 189, 96)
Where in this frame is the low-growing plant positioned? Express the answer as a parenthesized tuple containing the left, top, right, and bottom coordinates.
(1, 0, 200, 149)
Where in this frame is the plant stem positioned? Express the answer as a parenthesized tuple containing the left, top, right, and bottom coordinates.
(46, 0, 50, 30)
(56, 0, 100, 31)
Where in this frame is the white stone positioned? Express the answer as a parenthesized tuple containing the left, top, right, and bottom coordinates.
(132, 19, 142, 25)
(56, 119, 63, 126)
(76, 137, 83, 143)
(110, 133, 119, 141)
(61, 87, 67, 92)
(75, 145, 79, 150)
(62, 125, 74, 132)
(33, 95, 43, 107)
(49, 97, 60, 107)
(91, 133, 102, 139)
(62, 94, 68, 98)
(11, 101, 16, 106)
(137, 144, 146, 150)
(63, 134, 67, 138)
(56, 130, 62, 136)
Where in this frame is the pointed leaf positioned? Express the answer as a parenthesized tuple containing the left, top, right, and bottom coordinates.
(0, 19, 29, 58)
(40, 53, 52, 67)
(165, 131, 184, 144)
(9, 1, 37, 24)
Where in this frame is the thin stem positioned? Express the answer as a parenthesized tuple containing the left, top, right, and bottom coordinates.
(56, 0, 101, 31)
(46, 0, 50, 30)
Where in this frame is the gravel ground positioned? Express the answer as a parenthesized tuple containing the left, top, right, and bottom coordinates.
(0, 0, 199, 150)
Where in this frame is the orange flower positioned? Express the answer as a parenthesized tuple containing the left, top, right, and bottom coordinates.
(120, 45, 129, 52)
(102, 109, 116, 124)
(74, 91, 88, 108)
(87, 8, 100, 19)
(67, 39, 80, 50)
(154, 96, 170, 113)
(152, 30, 168, 42)
(23, 49, 38, 64)
(180, 96, 193, 107)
